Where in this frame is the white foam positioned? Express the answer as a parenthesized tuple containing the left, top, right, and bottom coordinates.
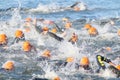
(8, 9, 22, 27)
(37, 36, 45, 46)
(44, 71, 58, 79)
(29, 3, 61, 13)
(58, 41, 80, 58)
(79, 2, 87, 10)
(100, 69, 116, 78)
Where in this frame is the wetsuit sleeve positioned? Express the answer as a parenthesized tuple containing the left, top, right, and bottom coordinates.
(103, 58, 111, 63)
(70, 2, 80, 8)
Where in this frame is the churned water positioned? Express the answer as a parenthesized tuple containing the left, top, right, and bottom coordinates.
(0, 0, 120, 80)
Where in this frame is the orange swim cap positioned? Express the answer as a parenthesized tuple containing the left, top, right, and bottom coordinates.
(88, 27, 98, 35)
(23, 41, 31, 52)
(15, 30, 23, 38)
(2, 61, 14, 70)
(80, 56, 90, 66)
(65, 22, 72, 29)
(25, 18, 32, 22)
(117, 29, 120, 36)
(53, 76, 60, 80)
(42, 50, 51, 58)
(106, 47, 111, 51)
(42, 26, 49, 31)
(66, 57, 74, 62)
(84, 24, 92, 30)
(51, 28, 57, 33)
(116, 65, 120, 70)
(0, 34, 7, 44)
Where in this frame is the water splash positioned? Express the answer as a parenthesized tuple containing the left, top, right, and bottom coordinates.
(28, 2, 87, 13)
(100, 69, 116, 78)
(28, 3, 62, 13)
(58, 41, 80, 58)
(8, 9, 22, 28)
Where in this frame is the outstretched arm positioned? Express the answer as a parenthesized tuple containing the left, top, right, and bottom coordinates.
(70, 2, 80, 8)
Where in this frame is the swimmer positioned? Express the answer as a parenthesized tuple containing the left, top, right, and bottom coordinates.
(2, 61, 14, 71)
(37, 49, 51, 61)
(12, 30, 25, 44)
(0, 33, 8, 46)
(64, 2, 82, 11)
(96, 55, 120, 74)
(88, 27, 98, 36)
(22, 41, 37, 52)
(79, 56, 91, 70)
(68, 33, 78, 44)
(84, 24, 98, 36)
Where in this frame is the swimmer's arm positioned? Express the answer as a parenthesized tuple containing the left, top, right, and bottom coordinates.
(63, 2, 80, 10)
(60, 2, 80, 10)
(53, 23, 62, 32)
(109, 62, 116, 67)
(70, 2, 80, 8)
(103, 57, 111, 63)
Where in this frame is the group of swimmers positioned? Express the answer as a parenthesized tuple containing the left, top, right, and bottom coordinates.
(0, 16, 120, 79)
(0, 3, 120, 79)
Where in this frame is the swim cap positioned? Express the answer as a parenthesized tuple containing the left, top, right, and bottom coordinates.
(116, 65, 120, 70)
(0, 34, 7, 44)
(84, 24, 92, 30)
(51, 28, 57, 33)
(80, 56, 90, 66)
(88, 27, 98, 35)
(66, 57, 74, 62)
(53, 76, 60, 80)
(42, 26, 49, 31)
(15, 30, 23, 38)
(23, 41, 31, 52)
(25, 18, 32, 22)
(117, 29, 120, 36)
(105, 47, 111, 51)
(2, 61, 14, 70)
(42, 50, 51, 58)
